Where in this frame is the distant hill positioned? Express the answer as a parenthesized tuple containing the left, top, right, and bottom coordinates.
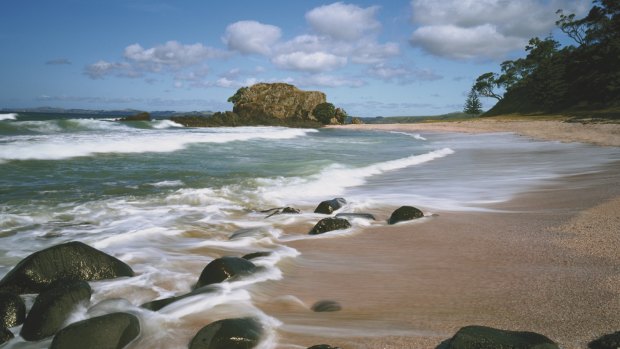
(1, 107, 214, 118)
(358, 112, 476, 124)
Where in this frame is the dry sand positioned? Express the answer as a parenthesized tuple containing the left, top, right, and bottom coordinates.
(330, 118, 620, 147)
(253, 119, 620, 349)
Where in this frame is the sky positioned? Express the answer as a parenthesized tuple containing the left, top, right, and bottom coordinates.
(0, 0, 589, 117)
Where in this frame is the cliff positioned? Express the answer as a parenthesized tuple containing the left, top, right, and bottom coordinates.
(230, 83, 326, 121)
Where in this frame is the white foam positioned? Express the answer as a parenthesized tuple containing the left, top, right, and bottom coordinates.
(0, 113, 17, 121)
(152, 120, 184, 129)
(0, 126, 317, 162)
(389, 130, 427, 140)
(148, 180, 185, 188)
(256, 148, 455, 204)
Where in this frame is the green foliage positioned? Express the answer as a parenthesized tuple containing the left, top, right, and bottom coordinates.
(313, 102, 336, 125)
(482, 0, 620, 115)
(227, 87, 248, 104)
(464, 87, 483, 114)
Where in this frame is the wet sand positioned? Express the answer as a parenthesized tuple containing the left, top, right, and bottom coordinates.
(253, 122, 620, 348)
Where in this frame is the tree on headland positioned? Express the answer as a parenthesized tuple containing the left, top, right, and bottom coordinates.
(474, 0, 620, 115)
(313, 102, 347, 125)
(464, 87, 483, 115)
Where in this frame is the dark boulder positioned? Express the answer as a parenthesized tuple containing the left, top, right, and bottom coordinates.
(387, 206, 424, 225)
(50, 312, 140, 349)
(21, 280, 92, 341)
(0, 241, 134, 294)
(443, 325, 559, 349)
(314, 198, 346, 214)
(0, 292, 25, 328)
(335, 213, 376, 220)
(117, 112, 151, 122)
(311, 300, 341, 312)
(589, 331, 620, 349)
(308, 346, 341, 349)
(0, 327, 13, 345)
(141, 285, 218, 312)
(189, 317, 263, 349)
(242, 252, 271, 261)
(195, 257, 256, 289)
(309, 218, 351, 235)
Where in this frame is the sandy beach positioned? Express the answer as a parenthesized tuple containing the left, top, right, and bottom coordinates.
(256, 119, 620, 349)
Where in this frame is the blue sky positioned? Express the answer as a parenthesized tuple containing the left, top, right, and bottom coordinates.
(0, 0, 588, 117)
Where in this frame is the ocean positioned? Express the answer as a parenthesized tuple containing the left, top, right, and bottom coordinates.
(0, 112, 618, 348)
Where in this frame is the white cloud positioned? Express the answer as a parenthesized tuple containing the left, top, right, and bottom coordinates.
(271, 51, 347, 72)
(409, 0, 585, 60)
(124, 41, 223, 71)
(349, 41, 400, 64)
(295, 74, 365, 88)
(306, 2, 381, 40)
(223, 20, 282, 55)
(84, 60, 137, 79)
(410, 24, 524, 60)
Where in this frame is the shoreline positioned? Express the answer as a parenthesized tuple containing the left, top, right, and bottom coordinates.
(328, 118, 620, 147)
(253, 129, 620, 348)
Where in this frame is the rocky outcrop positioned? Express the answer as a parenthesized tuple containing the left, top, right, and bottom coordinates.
(230, 83, 326, 121)
(21, 281, 92, 341)
(387, 206, 424, 225)
(314, 198, 347, 214)
(309, 218, 351, 235)
(195, 257, 257, 288)
(117, 112, 151, 122)
(189, 317, 263, 349)
(50, 312, 140, 349)
(0, 241, 134, 294)
(442, 325, 559, 349)
(0, 327, 12, 345)
(0, 292, 25, 328)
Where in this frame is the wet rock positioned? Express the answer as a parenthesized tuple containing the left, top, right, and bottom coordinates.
(309, 218, 351, 235)
(0, 327, 13, 345)
(189, 317, 263, 349)
(195, 257, 256, 289)
(0, 292, 25, 328)
(262, 207, 301, 218)
(141, 285, 218, 312)
(229, 228, 270, 240)
(50, 312, 140, 349)
(335, 212, 376, 220)
(0, 241, 134, 294)
(308, 345, 341, 349)
(242, 252, 271, 261)
(117, 112, 151, 122)
(21, 280, 92, 341)
(311, 300, 342, 312)
(387, 206, 424, 225)
(443, 325, 559, 349)
(589, 331, 620, 349)
(314, 198, 346, 214)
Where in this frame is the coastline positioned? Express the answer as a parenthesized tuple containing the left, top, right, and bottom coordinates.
(328, 118, 620, 147)
(256, 121, 620, 348)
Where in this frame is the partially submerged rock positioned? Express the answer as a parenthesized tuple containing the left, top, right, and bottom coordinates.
(0, 292, 25, 328)
(195, 257, 256, 288)
(0, 241, 134, 294)
(589, 331, 620, 349)
(117, 112, 151, 122)
(387, 206, 424, 225)
(309, 218, 351, 235)
(189, 317, 263, 349)
(50, 312, 140, 349)
(311, 300, 342, 312)
(308, 345, 341, 349)
(21, 281, 92, 341)
(335, 212, 376, 220)
(443, 325, 559, 349)
(314, 198, 346, 214)
(0, 327, 13, 345)
(141, 285, 218, 312)
(242, 252, 271, 261)
(262, 207, 301, 218)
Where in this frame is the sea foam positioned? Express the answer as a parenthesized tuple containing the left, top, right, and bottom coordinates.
(0, 113, 17, 121)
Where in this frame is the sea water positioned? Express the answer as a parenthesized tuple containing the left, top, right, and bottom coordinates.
(0, 113, 618, 348)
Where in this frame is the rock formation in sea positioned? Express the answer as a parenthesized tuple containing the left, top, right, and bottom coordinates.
(171, 83, 347, 127)
(188, 317, 263, 349)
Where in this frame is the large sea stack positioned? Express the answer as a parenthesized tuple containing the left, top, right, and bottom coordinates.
(230, 83, 326, 122)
